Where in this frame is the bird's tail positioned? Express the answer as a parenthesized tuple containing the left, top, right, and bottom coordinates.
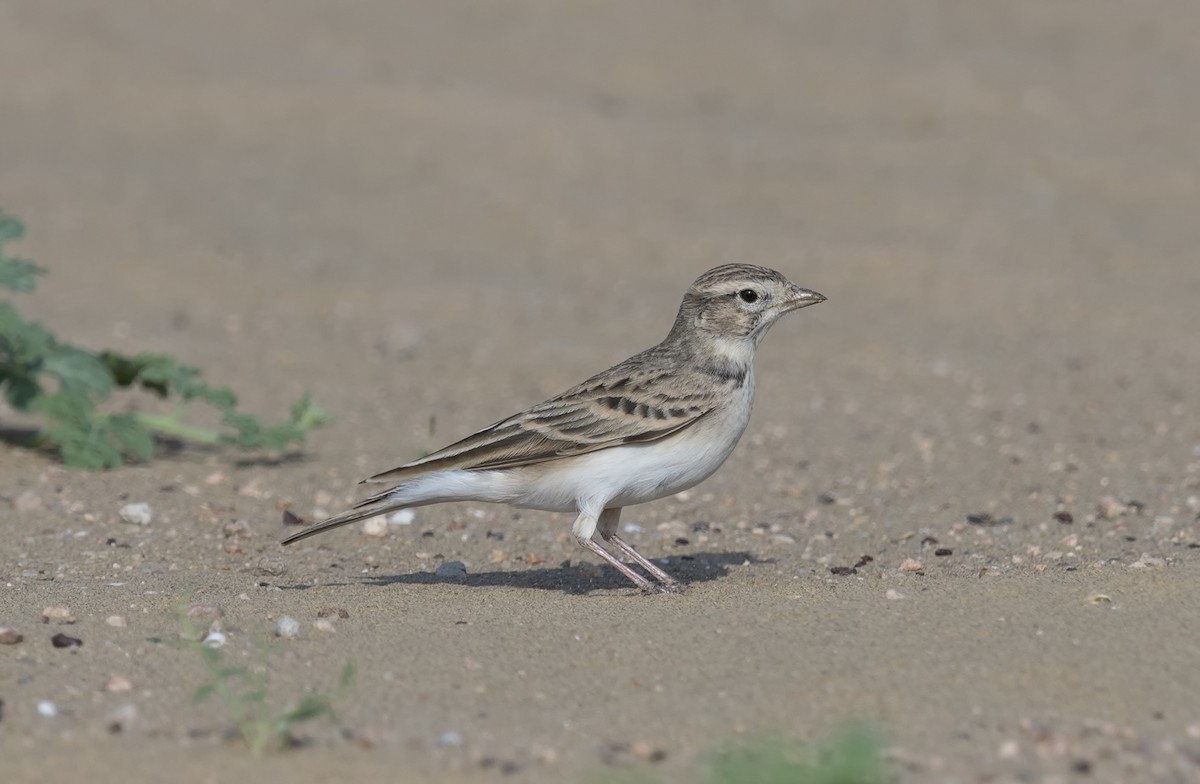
(280, 488, 406, 546)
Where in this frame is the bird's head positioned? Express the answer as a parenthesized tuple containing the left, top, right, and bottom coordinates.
(670, 264, 825, 350)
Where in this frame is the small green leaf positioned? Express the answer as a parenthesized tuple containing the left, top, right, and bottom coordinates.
(43, 346, 113, 399)
(278, 695, 331, 725)
(0, 259, 47, 293)
(0, 212, 25, 244)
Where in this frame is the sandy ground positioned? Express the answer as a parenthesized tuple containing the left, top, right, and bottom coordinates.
(2, 2, 1199, 782)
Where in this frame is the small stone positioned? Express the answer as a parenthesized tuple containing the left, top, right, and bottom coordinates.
(41, 606, 74, 623)
(437, 730, 464, 747)
(0, 625, 24, 644)
(51, 633, 82, 648)
(934, 548, 953, 557)
(105, 675, 134, 693)
(361, 516, 388, 536)
(203, 471, 228, 486)
(275, 616, 300, 638)
(489, 549, 507, 564)
(37, 700, 58, 718)
(106, 615, 128, 628)
(223, 520, 252, 539)
(313, 618, 336, 633)
(1098, 496, 1130, 521)
(630, 741, 667, 762)
(389, 509, 415, 525)
(885, 589, 907, 600)
(997, 739, 1019, 759)
(255, 556, 287, 577)
(15, 490, 43, 512)
(1129, 553, 1166, 568)
(435, 561, 468, 580)
(186, 604, 224, 622)
(1086, 594, 1113, 605)
(201, 630, 227, 648)
(237, 478, 270, 500)
(899, 558, 924, 573)
(119, 502, 154, 525)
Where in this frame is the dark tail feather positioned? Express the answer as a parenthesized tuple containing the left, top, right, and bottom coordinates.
(280, 498, 407, 545)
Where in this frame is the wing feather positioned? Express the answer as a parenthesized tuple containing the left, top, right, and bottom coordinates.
(363, 355, 732, 484)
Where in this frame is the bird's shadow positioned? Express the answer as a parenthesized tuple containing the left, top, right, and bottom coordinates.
(285, 551, 766, 595)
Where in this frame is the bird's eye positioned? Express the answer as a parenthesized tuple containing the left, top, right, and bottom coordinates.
(737, 289, 759, 303)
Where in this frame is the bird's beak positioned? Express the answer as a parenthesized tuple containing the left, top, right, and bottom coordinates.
(782, 285, 826, 312)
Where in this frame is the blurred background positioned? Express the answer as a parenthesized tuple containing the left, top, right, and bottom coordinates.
(2, 0, 1197, 508)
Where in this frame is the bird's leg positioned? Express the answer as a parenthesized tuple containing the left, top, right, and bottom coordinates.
(597, 508, 685, 591)
(572, 511, 666, 594)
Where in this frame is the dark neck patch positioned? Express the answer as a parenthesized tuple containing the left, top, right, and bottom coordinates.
(704, 361, 748, 388)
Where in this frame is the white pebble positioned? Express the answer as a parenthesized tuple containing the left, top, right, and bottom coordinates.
(119, 502, 154, 525)
(623, 523, 643, 534)
(202, 631, 227, 648)
(434, 561, 468, 580)
(275, 616, 300, 639)
(37, 700, 57, 717)
(437, 730, 464, 747)
(361, 516, 388, 536)
(389, 509, 415, 525)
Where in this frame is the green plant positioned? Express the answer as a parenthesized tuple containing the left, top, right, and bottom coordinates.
(587, 727, 885, 784)
(707, 728, 883, 784)
(0, 210, 328, 468)
(183, 616, 355, 754)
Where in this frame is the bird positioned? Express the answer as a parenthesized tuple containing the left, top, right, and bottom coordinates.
(282, 264, 825, 593)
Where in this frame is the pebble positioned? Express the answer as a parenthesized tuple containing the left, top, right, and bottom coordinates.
(1097, 496, 1131, 521)
(201, 631, 227, 648)
(361, 516, 388, 536)
(223, 520, 252, 539)
(51, 633, 83, 648)
(389, 509, 415, 525)
(186, 604, 224, 621)
(106, 615, 128, 628)
(105, 675, 134, 693)
(313, 618, 336, 633)
(434, 561, 468, 580)
(899, 558, 924, 573)
(41, 606, 74, 623)
(0, 625, 24, 644)
(275, 616, 300, 638)
(885, 589, 907, 600)
(1129, 553, 1166, 568)
(119, 502, 154, 525)
(37, 700, 58, 718)
(254, 556, 288, 577)
(437, 730, 465, 747)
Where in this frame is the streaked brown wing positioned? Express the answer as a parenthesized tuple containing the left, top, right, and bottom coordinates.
(363, 361, 723, 484)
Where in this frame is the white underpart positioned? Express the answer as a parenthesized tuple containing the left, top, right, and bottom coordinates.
(379, 369, 757, 541)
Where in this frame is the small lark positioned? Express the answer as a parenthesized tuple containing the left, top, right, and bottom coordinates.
(283, 264, 825, 592)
